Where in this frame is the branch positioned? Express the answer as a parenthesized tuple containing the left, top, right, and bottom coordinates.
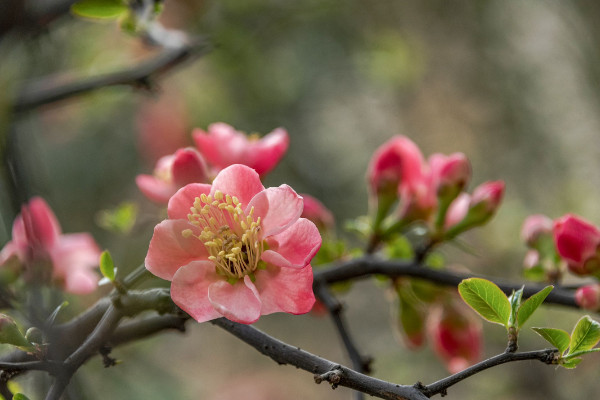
(420, 349, 558, 397)
(212, 318, 429, 400)
(314, 257, 577, 308)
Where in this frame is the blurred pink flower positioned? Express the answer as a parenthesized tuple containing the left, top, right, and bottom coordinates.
(470, 181, 505, 215)
(193, 123, 289, 176)
(554, 214, 600, 276)
(136, 147, 209, 204)
(145, 165, 321, 324)
(0, 197, 101, 294)
(575, 284, 600, 311)
(367, 135, 425, 199)
(444, 193, 471, 229)
(300, 194, 334, 232)
(429, 152, 470, 198)
(426, 299, 482, 374)
(521, 214, 553, 248)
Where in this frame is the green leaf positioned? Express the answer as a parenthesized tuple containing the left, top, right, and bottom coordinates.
(517, 286, 553, 329)
(563, 348, 600, 359)
(13, 394, 31, 400)
(532, 327, 570, 354)
(0, 315, 32, 349)
(71, 0, 128, 19)
(458, 278, 511, 327)
(568, 315, 600, 355)
(96, 202, 138, 234)
(560, 357, 582, 369)
(508, 286, 523, 328)
(99, 250, 116, 282)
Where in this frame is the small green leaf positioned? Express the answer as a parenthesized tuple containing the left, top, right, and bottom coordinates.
(458, 278, 511, 327)
(100, 250, 116, 281)
(13, 394, 31, 400)
(0, 315, 32, 349)
(96, 202, 138, 234)
(517, 286, 553, 329)
(568, 315, 600, 355)
(563, 348, 600, 359)
(71, 0, 128, 19)
(532, 327, 570, 354)
(508, 286, 523, 328)
(560, 357, 582, 369)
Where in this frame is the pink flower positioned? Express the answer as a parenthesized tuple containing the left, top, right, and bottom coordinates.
(145, 165, 321, 324)
(429, 152, 471, 198)
(521, 214, 553, 248)
(300, 194, 335, 232)
(426, 300, 482, 374)
(0, 197, 101, 294)
(193, 123, 289, 176)
(575, 284, 600, 311)
(470, 181, 505, 214)
(367, 135, 425, 198)
(554, 214, 600, 276)
(136, 148, 209, 204)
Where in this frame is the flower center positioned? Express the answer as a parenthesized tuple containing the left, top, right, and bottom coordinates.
(183, 190, 263, 280)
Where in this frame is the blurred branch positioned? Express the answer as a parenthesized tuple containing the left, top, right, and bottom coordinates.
(314, 257, 577, 308)
(13, 39, 211, 113)
(212, 318, 429, 400)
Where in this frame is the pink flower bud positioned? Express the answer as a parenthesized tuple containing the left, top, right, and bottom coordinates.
(367, 135, 425, 198)
(429, 153, 471, 198)
(300, 194, 335, 232)
(521, 214, 553, 248)
(136, 148, 209, 204)
(470, 180, 505, 214)
(426, 300, 482, 374)
(554, 214, 600, 276)
(575, 284, 600, 311)
(444, 193, 470, 229)
(523, 249, 540, 270)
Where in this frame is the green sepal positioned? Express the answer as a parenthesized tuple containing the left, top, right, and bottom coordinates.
(508, 286, 523, 328)
(458, 278, 511, 327)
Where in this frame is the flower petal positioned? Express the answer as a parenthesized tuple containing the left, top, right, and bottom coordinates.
(210, 165, 264, 208)
(254, 263, 315, 315)
(247, 185, 303, 238)
(49, 233, 101, 294)
(62, 269, 99, 295)
(208, 276, 262, 324)
(171, 148, 209, 187)
(171, 261, 222, 323)
(262, 218, 321, 269)
(26, 197, 61, 249)
(167, 183, 212, 220)
(145, 220, 208, 281)
(136, 174, 176, 204)
(247, 128, 289, 175)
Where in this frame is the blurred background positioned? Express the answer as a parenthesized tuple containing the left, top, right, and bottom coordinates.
(2, 0, 600, 399)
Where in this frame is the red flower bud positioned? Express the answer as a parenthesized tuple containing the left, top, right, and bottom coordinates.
(575, 284, 600, 311)
(553, 214, 600, 276)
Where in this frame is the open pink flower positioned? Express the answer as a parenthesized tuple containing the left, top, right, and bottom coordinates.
(145, 164, 321, 324)
(0, 197, 101, 294)
(136, 148, 209, 204)
(554, 214, 600, 276)
(193, 123, 289, 176)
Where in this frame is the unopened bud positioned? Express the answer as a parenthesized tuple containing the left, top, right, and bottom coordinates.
(0, 314, 32, 349)
(553, 214, 600, 276)
(521, 214, 553, 248)
(575, 284, 600, 311)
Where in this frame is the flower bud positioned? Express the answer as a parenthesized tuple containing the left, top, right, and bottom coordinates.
(300, 194, 335, 232)
(521, 214, 553, 248)
(0, 314, 31, 349)
(553, 214, 600, 276)
(470, 180, 504, 215)
(575, 284, 600, 311)
(430, 153, 471, 200)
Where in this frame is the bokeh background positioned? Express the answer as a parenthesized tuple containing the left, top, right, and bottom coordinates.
(2, 0, 600, 399)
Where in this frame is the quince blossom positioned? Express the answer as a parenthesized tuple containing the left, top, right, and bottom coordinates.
(145, 165, 321, 324)
(0, 197, 101, 294)
(136, 148, 209, 204)
(193, 123, 289, 176)
(554, 214, 600, 276)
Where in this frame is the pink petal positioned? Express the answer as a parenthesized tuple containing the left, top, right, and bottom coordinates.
(62, 269, 99, 295)
(145, 220, 208, 281)
(554, 214, 600, 264)
(247, 185, 303, 238)
(50, 233, 101, 279)
(167, 183, 212, 220)
(254, 263, 315, 315)
(193, 123, 244, 168)
(210, 165, 264, 208)
(247, 128, 289, 175)
(171, 261, 222, 323)
(171, 148, 209, 187)
(136, 174, 176, 204)
(0, 241, 21, 265)
(25, 197, 61, 249)
(208, 275, 262, 324)
(262, 218, 322, 269)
